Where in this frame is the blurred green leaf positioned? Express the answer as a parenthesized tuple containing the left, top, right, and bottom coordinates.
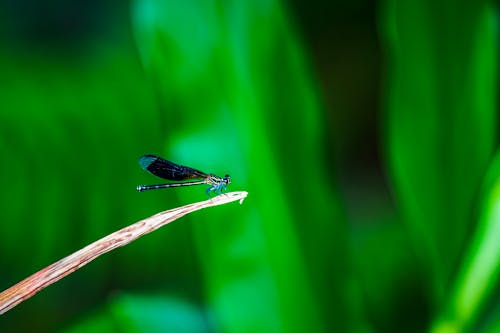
(430, 149, 500, 332)
(63, 294, 209, 333)
(380, 0, 497, 304)
(63, 308, 116, 333)
(132, 0, 347, 331)
(353, 219, 430, 332)
(112, 294, 209, 333)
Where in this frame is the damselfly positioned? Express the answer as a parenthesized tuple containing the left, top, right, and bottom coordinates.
(136, 155, 231, 197)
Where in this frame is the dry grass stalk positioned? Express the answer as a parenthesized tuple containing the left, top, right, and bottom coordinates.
(0, 191, 248, 315)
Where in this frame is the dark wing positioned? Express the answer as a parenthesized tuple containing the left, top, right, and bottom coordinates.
(139, 155, 207, 180)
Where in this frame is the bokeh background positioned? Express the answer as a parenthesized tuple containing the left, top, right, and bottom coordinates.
(0, 0, 499, 332)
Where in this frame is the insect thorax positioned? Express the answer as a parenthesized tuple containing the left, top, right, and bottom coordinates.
(206, 174, 222, 185)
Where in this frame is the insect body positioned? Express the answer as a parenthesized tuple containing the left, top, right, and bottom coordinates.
(136, 155, 231, 197)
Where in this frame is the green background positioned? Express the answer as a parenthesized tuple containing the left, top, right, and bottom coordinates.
(0, 0, 499, 332)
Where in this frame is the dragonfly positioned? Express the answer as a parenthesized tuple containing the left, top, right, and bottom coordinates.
(136, 154, 231, 197)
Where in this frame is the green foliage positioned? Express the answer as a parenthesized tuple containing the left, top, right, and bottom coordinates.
(380, 0, 498, 331)
(132, 0, 346, 331)
(64, 294, 209, 333)
(0, 0, 498, 332)
(430, 149, 500, 332)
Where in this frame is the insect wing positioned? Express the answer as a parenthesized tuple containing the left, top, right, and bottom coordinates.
(139, 155, 207, 180)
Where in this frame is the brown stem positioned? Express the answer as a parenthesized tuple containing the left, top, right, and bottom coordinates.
(0, 191, 248, 315)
